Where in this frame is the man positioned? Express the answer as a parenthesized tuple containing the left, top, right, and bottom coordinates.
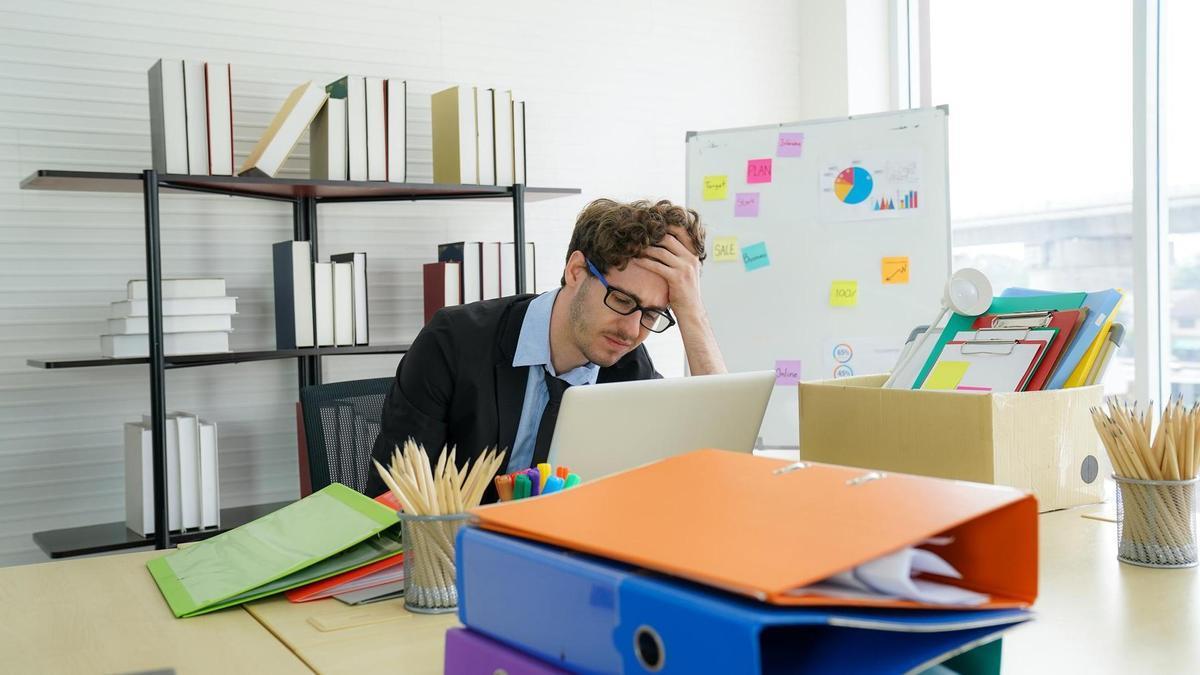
(364, 198, 726, 499)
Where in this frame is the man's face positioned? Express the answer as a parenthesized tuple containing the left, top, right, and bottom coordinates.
(567, 259, 669, 367)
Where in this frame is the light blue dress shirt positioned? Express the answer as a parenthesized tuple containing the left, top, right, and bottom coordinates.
(506, 289, 600, 472)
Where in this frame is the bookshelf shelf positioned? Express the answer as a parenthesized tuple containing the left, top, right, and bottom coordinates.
(21, 168, 580, 558)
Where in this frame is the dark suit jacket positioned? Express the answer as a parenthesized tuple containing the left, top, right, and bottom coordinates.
(365, 294, 660, 499)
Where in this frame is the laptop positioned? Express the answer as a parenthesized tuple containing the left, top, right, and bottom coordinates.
(548, 370, 776, 481)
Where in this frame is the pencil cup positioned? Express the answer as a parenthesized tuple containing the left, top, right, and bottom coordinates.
(396, 511, 470, 613)
(1114, 475, 1198, 569)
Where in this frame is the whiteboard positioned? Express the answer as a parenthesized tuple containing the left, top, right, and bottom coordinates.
(686, 108, 951, 448)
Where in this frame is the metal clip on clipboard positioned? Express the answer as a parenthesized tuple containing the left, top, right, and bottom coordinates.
(960, 339, 1019, 356)
(986, 311, 1054, 329)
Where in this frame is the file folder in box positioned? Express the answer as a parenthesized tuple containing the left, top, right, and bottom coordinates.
(457, 527, 1030, 675)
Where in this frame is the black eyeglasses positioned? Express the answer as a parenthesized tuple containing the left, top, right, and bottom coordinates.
(585, 259, 676, 333)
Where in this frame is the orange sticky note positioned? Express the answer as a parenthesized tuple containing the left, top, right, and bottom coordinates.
(882, 256, 909, 284)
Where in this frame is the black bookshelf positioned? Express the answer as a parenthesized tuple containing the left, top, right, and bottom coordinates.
(21, 169, 581, 557)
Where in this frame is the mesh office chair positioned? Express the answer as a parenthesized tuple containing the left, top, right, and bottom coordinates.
(298, 377, 393, 495)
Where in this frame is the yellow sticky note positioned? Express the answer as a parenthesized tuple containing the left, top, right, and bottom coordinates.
(713, 236, 738, 262)
(923, 361, 971, 390)
(703, 175, 728, 201)
(882, 256, 909, 284)
(829, 280, 858, 307)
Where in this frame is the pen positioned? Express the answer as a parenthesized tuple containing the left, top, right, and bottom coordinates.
(542, 476, 565, 494)
(494, 474, 514, 501)
(537, 463, 552, 490)
(564, 473, 581, 489)
(526, 468, 542, 496)
(514, 474, 531, 500)
(556, 466, 569, 481)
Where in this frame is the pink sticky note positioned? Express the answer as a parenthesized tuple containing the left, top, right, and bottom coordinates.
(776, 132, 804, 157)
(775, 360, 802, 386)
(734, 192, 760, 217)
(746, 158, 772, 184)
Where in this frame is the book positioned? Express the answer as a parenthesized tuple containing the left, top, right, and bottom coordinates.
(103, 331, 230, 358)
(237, 81, 328, 177)
(431, 85, 477, 184)
(111, 296, 238, 318)
(183, 60, 209, 175)
(332, 261, 355, 346)
(128, 277, 226, 299)
(494, 89, 514, 186)
(331, 252, 369, 344)
(198, 419, 220, 529)
(171, 412, 202, 530)
(147, 58, 188, 174)
(273, 240, 315, 349)
(481, 242, 501, 300)
(327, 76, 367, 181)
(476, 86, 495, 185)
(334, 580, 405, 605)
(423, 262, 460, 323)
(437, 241, 482, 304)
(365, 76, 386, 181)
(500, 242, 517, 297)
(142, 414, 182, 532)
(204, 62, 234, 176)
(124, 422, 153, 536)
(513, 99, 527, 184)
(309, 98, 348, 180)
(386, 79, 406, 182)
(313, 262, 334, 346)
(109, 314, 233, 335)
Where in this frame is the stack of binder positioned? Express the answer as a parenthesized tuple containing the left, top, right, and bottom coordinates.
(451, 449, 1039, 674)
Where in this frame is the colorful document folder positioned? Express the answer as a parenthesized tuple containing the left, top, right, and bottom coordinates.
(999, 288, 1124, 389)
(148, 483, 399, 617)
(470, 449, 1038, 609)
(457, 527, 1031, 675)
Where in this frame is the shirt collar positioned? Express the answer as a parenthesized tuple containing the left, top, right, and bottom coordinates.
(513, 289, 600, 386)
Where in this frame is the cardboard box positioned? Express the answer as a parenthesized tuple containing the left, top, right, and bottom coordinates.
(799, 374, 1105, 511)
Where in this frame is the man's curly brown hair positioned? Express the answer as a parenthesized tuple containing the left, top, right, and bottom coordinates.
(560, 198, 706, 285)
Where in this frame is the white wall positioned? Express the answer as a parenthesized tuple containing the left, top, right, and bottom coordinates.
(0, 0, 806, 565)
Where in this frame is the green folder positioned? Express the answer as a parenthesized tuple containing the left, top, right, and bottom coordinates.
(147, 483, 399, 618)
(911, 292, 1087, 389)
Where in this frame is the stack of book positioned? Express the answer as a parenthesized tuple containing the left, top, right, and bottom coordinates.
(125, 411, 219, 534)
(431, 85, 528, 186)
(148, 58, 234, 175)
(423, 241, 536, 322)
(273, 241, 369, 349)
(103, 278, 236, 358)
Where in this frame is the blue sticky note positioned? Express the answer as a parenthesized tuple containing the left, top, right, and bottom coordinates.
(742, 241, 770, 271)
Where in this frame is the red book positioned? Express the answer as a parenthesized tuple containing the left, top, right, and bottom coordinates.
(423, 262, 460, 324)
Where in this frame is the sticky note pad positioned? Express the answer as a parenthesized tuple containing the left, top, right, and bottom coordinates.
(923, 361, 971, 390)
(776, 132, 804, 157)
(882, 256, 910, 284)
(829, 280, 858, 307)
(734, 192, 760, 217)
(742, 241, 770, 271)
(746, 159, 772, 184)
(713, 236, 738, 262)
(703, 175, 728, 200)
(774, 360, 802, 386)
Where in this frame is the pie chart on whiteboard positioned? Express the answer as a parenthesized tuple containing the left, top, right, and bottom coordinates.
(833, 166, 873, 205)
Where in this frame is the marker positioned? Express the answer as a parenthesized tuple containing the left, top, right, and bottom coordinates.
(564, 473, 581, 489)
(526, 468, 542, 496)
(542, 476, 565, 494)
(555, 466, 569, 481)
(514, 474, 531, 500)
(537, 463, 552, 491)
(494, 475, 515, 501)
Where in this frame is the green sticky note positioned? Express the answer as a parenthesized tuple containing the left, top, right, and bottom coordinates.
(923, 361, 971, 390)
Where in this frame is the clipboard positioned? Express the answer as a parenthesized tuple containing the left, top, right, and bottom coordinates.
(922, 339, 1048, 394)
(971, 309, 1084, 390)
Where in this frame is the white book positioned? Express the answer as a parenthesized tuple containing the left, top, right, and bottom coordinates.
(143, 414, 182, 532)
(386, 79, 406, 182)
(128, 277, 226, 300)
(314, 262, 335, 346)
(111, 296, 237, 318)
(102, 331, 230, 358)
(431, 85, 477, 184)
(183, 61, 209, 175)
(476, 87, 495, 185)
(493, 89, 514, 186)
(148, 58, 188, 174)
(170, 412, 201, 530)
(108, 314, 232, 335)
(237, 81, 328, 177)
(328, 75, 368, 181)
(365, 76, 386, 181)
(332, 252, 368, 344)
(462, 243, 482, 303)
(310, 98, 348, 180)
(333, 261, 355, 346)
(481, 242, 501, 300)
(205, 62, 234, 176)
(500, 242, 517, 297)
(124, 422, 153, 536)
(273, 240, 314, 349)
(198, 419, 220, 529)
(513, 99, 527, 184)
